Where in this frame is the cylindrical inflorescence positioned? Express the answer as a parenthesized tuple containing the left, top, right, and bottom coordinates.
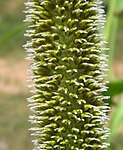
(24, 0, 110, 149)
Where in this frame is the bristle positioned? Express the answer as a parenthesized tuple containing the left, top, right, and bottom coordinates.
(24, 0, 110, 149)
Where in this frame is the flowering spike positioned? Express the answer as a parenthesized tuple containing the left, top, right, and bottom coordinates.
(24, 0, 110, 149)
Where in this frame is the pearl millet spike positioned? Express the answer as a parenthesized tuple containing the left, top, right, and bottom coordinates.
(24, 0, 110, 149)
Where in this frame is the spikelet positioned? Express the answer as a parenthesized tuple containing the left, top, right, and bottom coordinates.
(24, 0, 110, 149)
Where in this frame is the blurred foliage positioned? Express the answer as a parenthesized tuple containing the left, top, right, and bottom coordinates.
(0, 93, 32, 150)
(104, 0, 123, 149)
(0, 0, 123, 150)
(0, 1, 33, 150)
(0, 0, 26, 58)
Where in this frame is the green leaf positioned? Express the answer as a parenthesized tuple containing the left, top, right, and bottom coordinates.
(108, 79, 123, 97)
(103, 79, 123, 106)
(0, 23, 27, 45)
(110, 98, 123, 139)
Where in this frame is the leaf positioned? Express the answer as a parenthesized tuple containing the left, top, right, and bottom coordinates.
(110, 98, 123, 139)
(0, 23, 27, 45)
(103, 79, 123, 106)
(107, 79, 123, 97)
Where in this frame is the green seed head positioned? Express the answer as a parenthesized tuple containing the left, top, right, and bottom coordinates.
(24, 0, 110, 149)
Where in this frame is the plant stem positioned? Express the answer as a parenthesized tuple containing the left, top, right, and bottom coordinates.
(105, 0, 119, 79)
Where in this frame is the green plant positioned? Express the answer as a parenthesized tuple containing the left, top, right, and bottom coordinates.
(24, 0, 110, 149)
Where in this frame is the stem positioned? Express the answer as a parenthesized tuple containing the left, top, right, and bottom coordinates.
(105, 0, 117, 42)
(105, 0, 119, 79)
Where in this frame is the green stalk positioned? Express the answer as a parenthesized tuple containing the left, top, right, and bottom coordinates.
(105, 0, 119, 79)
(109, 17, 119, 80)
(24, 0, 110, 149)
(105, 0, 117, 42)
